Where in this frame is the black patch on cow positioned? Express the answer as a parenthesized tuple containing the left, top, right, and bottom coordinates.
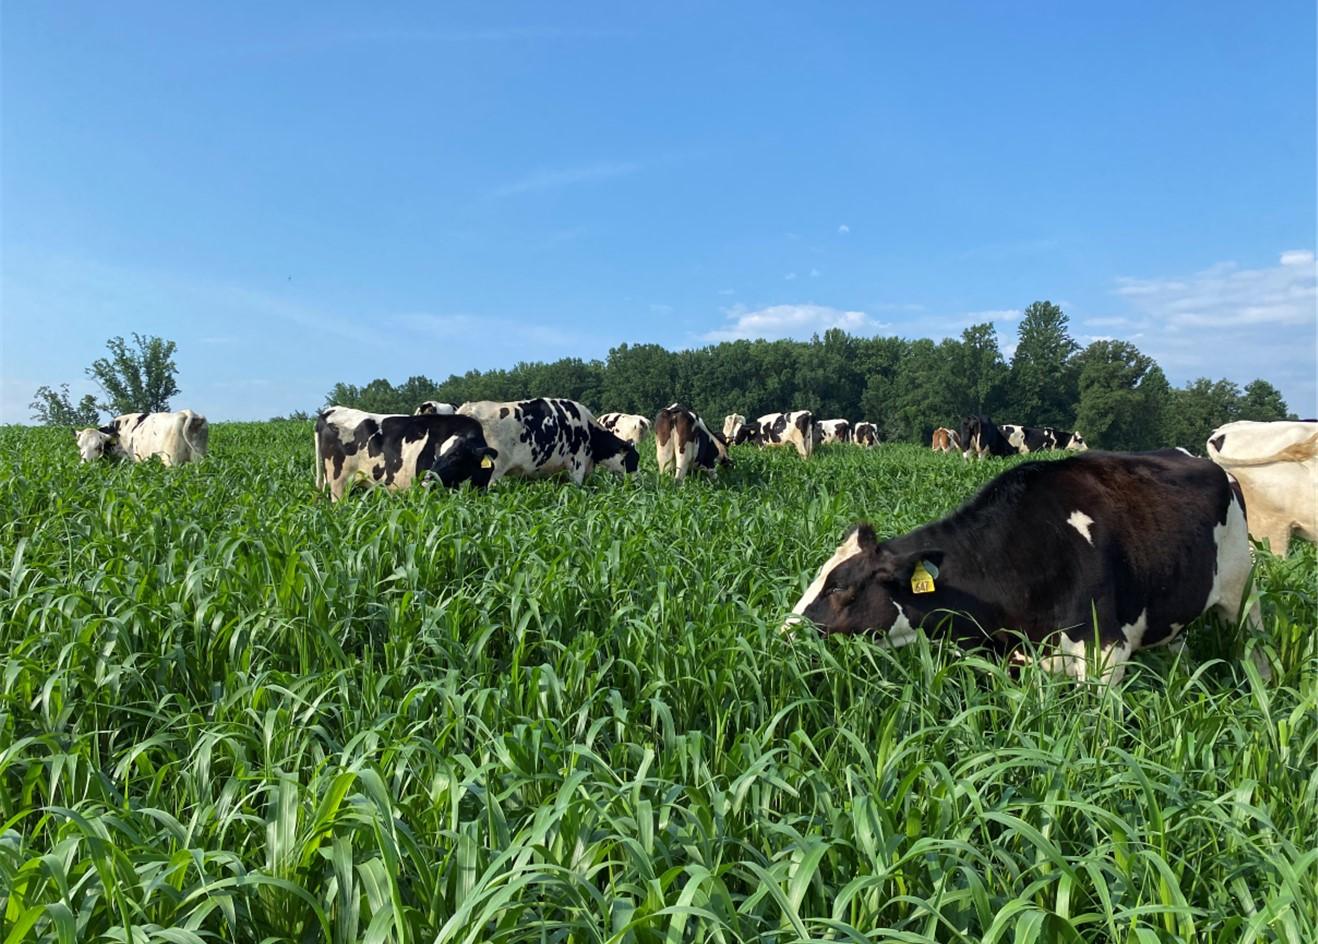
(793, 412, 811, 436)
(589, 420, 639, 472)
(799, 451, 1235, 658)
(1209, 433, 1226, 453)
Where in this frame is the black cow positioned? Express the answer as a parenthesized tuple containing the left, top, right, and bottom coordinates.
(655, 403, 732, 480)
(315, 406, 498, 501)
(961, 415, 1014, 459)
(788, 450, 1263, 683)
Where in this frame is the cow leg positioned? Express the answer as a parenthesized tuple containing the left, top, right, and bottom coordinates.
(570, 460, 589, 486)
(1255, 524, 1292, 556)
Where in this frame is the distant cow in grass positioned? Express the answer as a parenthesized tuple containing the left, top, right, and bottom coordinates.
(415, 400, 456, 415)
(1001, 424, 1088, 454)
(76, 411, 209, 466)
(815, 419, 852, 445)
(931, 427, 960, 454)
(315, 407, 497, 501)
(854, 422, 878, 447)
(960, 415, 1014, 459)
(746, 411, 815, 458)
(458, 397, 638, 485)
(655, 403, 731, 481)
(788, 449, 1264, 683)
(597, 412, 652, 445)
(723, 414, 747, 443)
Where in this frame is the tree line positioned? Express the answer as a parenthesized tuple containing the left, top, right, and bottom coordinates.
(327, 302, 1295, 452)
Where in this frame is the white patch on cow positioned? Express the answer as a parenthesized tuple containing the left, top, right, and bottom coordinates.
(438, 435, 461, 457)
(1204, 486, 1271, 679)
(1067, 510, 1095, 545)
(1040, 632, 1089, 680)
(877, 603, 919, 649)
(75, 428, 114, 462)
(787, 529, 864, 623)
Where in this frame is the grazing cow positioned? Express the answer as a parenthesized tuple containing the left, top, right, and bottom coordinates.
(748, 411, 815, 459)
(315, 407, 498, 501)
(655, 403, 732, 481)
(931, 427, 961, 454)
(788, 450, 1263, 683)
(458, 398, 638, 485)
(1001, 424, 1088, 454)
(854, 422, 878, 447)
(960, 415, 1014, 460)
(415, 400, 456, 416)
(597, 412, 653, 445)
(76, 410, 209, 466)
(815, 419, 852, 445)
(723, 414, 747, 443)
(1207, 419, 1318, 555)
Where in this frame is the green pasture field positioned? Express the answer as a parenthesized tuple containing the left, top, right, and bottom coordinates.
(1, 421, 1315, 943)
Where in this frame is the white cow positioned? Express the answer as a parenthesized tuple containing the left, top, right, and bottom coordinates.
(597, 412, 652, 445)
(723, 413, 746, 442)
(1207, 420, 1317, 555)
(815, 419, 852, 445)
(415, 400, 456, 415)
(76, 411, 209, 466)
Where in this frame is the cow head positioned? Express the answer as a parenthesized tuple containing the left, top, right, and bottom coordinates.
(590, 425, 640, 474)
(1067, 433, 1088, 452)
(75, 427, 119, 462)
(787, 524, 943, 644)
(429, 438, 499, 489)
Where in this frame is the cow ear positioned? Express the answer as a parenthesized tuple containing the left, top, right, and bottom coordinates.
(853, 523, 878, 551)
(879, 547, 944, 581)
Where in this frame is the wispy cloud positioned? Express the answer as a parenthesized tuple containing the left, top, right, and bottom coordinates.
(837, 224, 850, 235)
(491, 161, 640, 198)
(784, 272, 797, 281)
(809, 268, 821, 278)
(1114, 250, 1315, 328)
(717, 288, 736, 296)
(702, 303, 889, 342)
(235, 26, 630, 57)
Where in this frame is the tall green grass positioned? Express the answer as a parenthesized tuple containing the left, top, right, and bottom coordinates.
(1, 421, 1314, 942)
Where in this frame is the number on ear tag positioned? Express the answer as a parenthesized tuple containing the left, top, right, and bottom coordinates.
(911, 561, 936, 594)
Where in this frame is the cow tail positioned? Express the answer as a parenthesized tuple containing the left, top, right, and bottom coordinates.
(182, 411, 209, 460)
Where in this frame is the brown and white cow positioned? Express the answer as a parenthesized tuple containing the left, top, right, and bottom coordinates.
(655, 403, 731, 481)
(597, 412, 652, 445)
(1207, 419, 1317, 555)
(788, 450, 1264, 684)
(76, 410, 209, 466)
(458, 398, 638, 485)
(315, 406, 498, 501)
(930, 427, 960, 454)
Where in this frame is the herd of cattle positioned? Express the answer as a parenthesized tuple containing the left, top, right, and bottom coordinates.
(72, 401, 1315, 681)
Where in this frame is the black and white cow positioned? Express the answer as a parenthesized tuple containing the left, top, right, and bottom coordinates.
(315, 406, 498, 501)
(745, 411, 815, 458)
(853, 422, 878, 447)
(815, 419, 852, 445)
(788, 450, 1263, 683)
(960, 415, 1014, 460)
(597, 412, 652, 445)
(1001, 424, 1088, 454)
(655, 403, 732, 481)
(414, 400, 457, 416)
(76, 410, 209, 466)
(723, 414, 747, 443)
(458, 398, 639, 485)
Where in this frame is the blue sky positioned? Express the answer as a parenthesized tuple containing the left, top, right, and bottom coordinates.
(3, 2, 1314, 421)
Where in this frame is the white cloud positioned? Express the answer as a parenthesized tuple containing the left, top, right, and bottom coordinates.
(1114, 250, 1315, 328)
(649, 303, 673, 315)
(784, 272, 797, 281)
(717, 288, 736, 296)
(702, 304, 889, 342)
(837, 224, 850, 235)
(809, 268, 821, 278)
(395, 312, 579, 348)
(491, 161, 640, 198)
(964, 308, 1021, 323)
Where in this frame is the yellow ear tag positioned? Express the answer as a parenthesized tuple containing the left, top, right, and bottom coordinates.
(910, 562, 936, 594)
(480, 456, 494, 469)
